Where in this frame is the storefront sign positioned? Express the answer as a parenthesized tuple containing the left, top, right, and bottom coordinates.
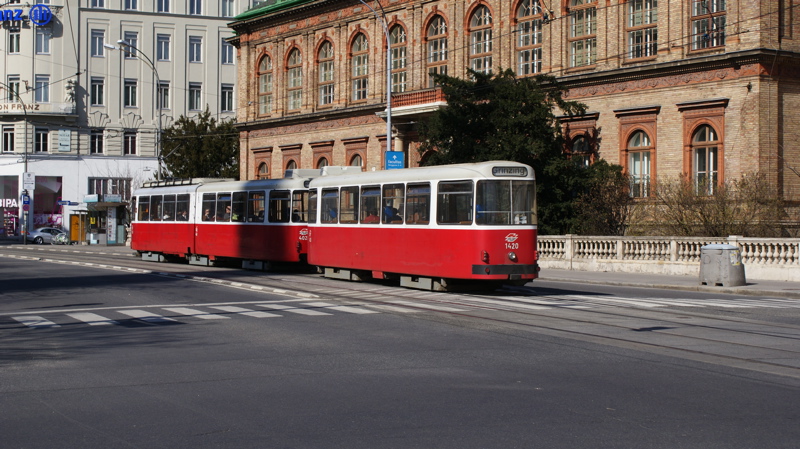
(105, 194, 122, 203)
(106, 208, 117, 244)
(84, 194, 99, 203)
(58, 129, 71, 152)
(1, 199, 18, 208)
(1, 4, 53, 26)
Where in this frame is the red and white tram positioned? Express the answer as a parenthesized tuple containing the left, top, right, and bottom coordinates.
(131, 167, 358, 268)
(306, 161, 538, 290)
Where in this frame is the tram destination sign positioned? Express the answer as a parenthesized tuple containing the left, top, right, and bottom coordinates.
(492, 166, 528, 177)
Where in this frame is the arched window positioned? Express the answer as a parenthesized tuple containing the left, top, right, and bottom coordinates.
(516, 0, 542, 75)
(317, 157, 329, 168)
(390, 25, 407, 93)
(286, 160, 298, 171)
(571, 135, 593, 167)
(257, 54, 273, 115)
(627, 130, 652, 197)
(257, 162, 269, 180)
(318, 41, 334, 106)
(350, 154, 363, 169)
(692, 124, 719, 195)
(351, 33, 369, 101)
(469, 5, 493, 74)
(286, 48, 303, 110)
(426, 16, 448, 87)
(568, 0, 597, 67)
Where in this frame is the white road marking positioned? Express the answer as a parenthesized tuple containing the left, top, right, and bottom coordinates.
(209, 306, 282, 318)
(302, 301, 380, 314)
(162, 307, 230, 319)
(66, 312, 119, 326)
(257, 303, 332, 316)
(12, 316, 60, 328)
(117, 310, 177, 323)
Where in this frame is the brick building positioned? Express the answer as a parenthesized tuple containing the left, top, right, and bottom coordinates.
(229, 0, 799, 219)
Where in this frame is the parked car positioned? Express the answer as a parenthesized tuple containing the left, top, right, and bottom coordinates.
(26, 227, 66, 244)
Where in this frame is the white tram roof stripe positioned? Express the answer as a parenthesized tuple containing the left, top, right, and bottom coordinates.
(308, 161, 534, 188)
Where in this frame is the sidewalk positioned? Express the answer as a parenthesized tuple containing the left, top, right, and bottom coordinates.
(539, 268, 800, 299)
(4, 240, 800, 300)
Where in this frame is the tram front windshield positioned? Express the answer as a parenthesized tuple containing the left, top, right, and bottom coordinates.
(475, 180, 536, 225)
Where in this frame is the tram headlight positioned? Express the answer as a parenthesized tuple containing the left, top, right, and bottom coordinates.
(508, 252, 518, 262)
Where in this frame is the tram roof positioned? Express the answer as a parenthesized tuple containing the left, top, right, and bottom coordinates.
(308, 161, 534, 188)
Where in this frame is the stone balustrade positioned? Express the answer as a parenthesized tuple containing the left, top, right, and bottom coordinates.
(538, 235, 800, 281)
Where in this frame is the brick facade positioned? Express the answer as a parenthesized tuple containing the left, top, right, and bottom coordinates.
(229, 0, 800, 219)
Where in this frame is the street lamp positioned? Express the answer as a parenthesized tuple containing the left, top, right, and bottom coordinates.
(104, 40, 163, 180)
(357, 0, 393, 165)
(0, 80, 29, 244)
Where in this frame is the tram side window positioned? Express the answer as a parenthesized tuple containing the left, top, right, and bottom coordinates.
(321, 188, 339, 223)
(149, 195, 163, 222)
(269, 190, 291, 223)
(202, 193, 216, 221)
(406, 183, 430, 225)
(216, 193, 232, 222)
(438, 181, 473, 225)
(162, 194, 176, 221)
(247, 191, 265, 222)
(176, 194, 190, 221)
(512, 180, 537, 225)
(308, 190, 318, 224)
(137, 196, 150, 221)
(339, 186, 359, 223)
(476, 181, 510, 225)
(291, 191, 308, 222)
(231, 191, 246, 222)
(360, 186, 381, 223)
(382, 184, 404, 224)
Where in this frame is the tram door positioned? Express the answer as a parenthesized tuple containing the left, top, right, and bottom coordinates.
(69, 214, 86, 243)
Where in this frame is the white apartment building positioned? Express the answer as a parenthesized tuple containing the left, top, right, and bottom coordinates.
(0, 0, 247, 244)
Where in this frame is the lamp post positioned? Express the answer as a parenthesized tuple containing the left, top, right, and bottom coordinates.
(105, 41, 163, 180)
(0, 81, 29, 244)
(357, 0, 393, 165)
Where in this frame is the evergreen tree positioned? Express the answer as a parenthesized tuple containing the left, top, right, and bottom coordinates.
(161, 107, 240, 179)
(418, 69, 596, 234)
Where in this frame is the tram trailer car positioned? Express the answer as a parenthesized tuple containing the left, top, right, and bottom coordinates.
(306, 161, 539, 291)
(131, 167, 359, 268)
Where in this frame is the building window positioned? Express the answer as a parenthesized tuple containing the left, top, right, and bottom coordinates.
(351, 33, 368, 101)
(89, 178, 132, 200)
(692, 125, 719, 195)
(221, 40, 235, 64)
(6, 76, 21, 101)
(516, 0, 543, 75)
(189, 0, 202, 15)
(91, 30, 105, 57)
(36, 28, 51, 55)
(124, 0, 138, 10)
(158, 81, 170, 110)
(34, 75, 49, 103)
(157, 34, 171, 61)
(390, 25, 407, 93)
(123, 131, 137, 155)
(3, 126, 15, 153)
(221, 0, 234, 17)
(569, 0, 597, 67)
(189, 36, 203, 63)
(122, 31, 138, 58)
(627, 0, 658, 59)
(469, 5, 493, 74)
(426, 16, 448, 87)
(188, 83, 202, 110)
(258, 163, 269, 179)
(90, 129, 104, 154)
(34, 129, 49, 153)
(287, 49, 303, 110)
(221, 84, 234, 112)
(8, 30, 20, 54)
(124, 79, 138, 107)
(258, 55, 273, 115)
(90, 77, 105, 106)
(570, 136, 594, 167)
(627, 130, 653, 197)
(691, 0, 725, 50)
(91, 0, 105, 7)
(318, 41, 335, 106)
(157, 0, 169, 13)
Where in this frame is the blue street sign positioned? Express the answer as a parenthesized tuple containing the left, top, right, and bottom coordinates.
(385, 151, 405, 170)
(22, 195, 30, 205)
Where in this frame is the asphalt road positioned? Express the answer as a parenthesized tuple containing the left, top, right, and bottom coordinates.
(1, 249, 799, 448)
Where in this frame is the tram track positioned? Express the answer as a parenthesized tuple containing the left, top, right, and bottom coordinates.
(3, 244, 800, 380)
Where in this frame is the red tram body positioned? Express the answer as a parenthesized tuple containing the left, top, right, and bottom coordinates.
(307, 161, 538, 290)
(131, 161, 538, 290)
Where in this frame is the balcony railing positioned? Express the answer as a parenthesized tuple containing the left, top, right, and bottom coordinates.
(391, 88, 446, 108)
